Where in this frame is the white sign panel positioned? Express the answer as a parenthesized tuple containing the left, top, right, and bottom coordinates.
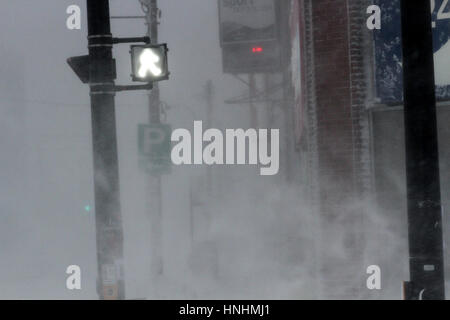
(101, 264, 118, 285)
(219, 0, 277, 44)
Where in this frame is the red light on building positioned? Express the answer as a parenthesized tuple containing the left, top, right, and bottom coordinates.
(252, 47, 263, 53)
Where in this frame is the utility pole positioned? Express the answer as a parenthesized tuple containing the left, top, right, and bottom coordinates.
(87, 0, 125, 300)
(264, 74, 273, 128)
(205, 80, 213, 135)
(249, 74, 258, 129)
(143, 0, 161, 124)
(205, 80, 214, 194)
(140, 0, 164, 279)
(401, 0, 445, 300)
(205, 80, 218, 277)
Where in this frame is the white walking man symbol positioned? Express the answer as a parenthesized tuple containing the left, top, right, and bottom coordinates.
(138, 49, 162, 78)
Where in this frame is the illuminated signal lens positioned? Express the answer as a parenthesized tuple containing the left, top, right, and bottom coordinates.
(130, 44, 169, 82)
(138, 49, 162, 78)
(252, 47, 263, 53)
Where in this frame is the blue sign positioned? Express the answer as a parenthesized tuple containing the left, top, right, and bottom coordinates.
(374, 0, 450, 104)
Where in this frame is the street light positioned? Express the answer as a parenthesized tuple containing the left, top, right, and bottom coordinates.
(130, 44, 169, 82)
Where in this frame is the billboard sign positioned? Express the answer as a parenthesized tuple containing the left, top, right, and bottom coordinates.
(218, 0, 280, 73)
(374, 0, 450, 104)
(219, 0, 277, 45)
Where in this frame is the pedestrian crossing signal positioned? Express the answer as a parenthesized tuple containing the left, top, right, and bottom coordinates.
(130, 44, 169, 83)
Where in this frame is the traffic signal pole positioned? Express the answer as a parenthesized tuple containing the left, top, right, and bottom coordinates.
(140, 0, 164, 280)
(401, 0, 445, 300)
(87, 0, 125, 300)
(69, 0, 168, 300)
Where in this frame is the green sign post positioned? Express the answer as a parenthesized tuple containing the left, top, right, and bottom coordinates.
(138, 123, 172, 175)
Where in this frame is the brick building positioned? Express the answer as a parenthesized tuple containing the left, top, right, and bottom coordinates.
(285, 0, 450, 299)
(284, 0, 372, 298)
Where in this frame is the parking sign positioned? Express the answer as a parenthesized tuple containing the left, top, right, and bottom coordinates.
(138, 123, 172, 175)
